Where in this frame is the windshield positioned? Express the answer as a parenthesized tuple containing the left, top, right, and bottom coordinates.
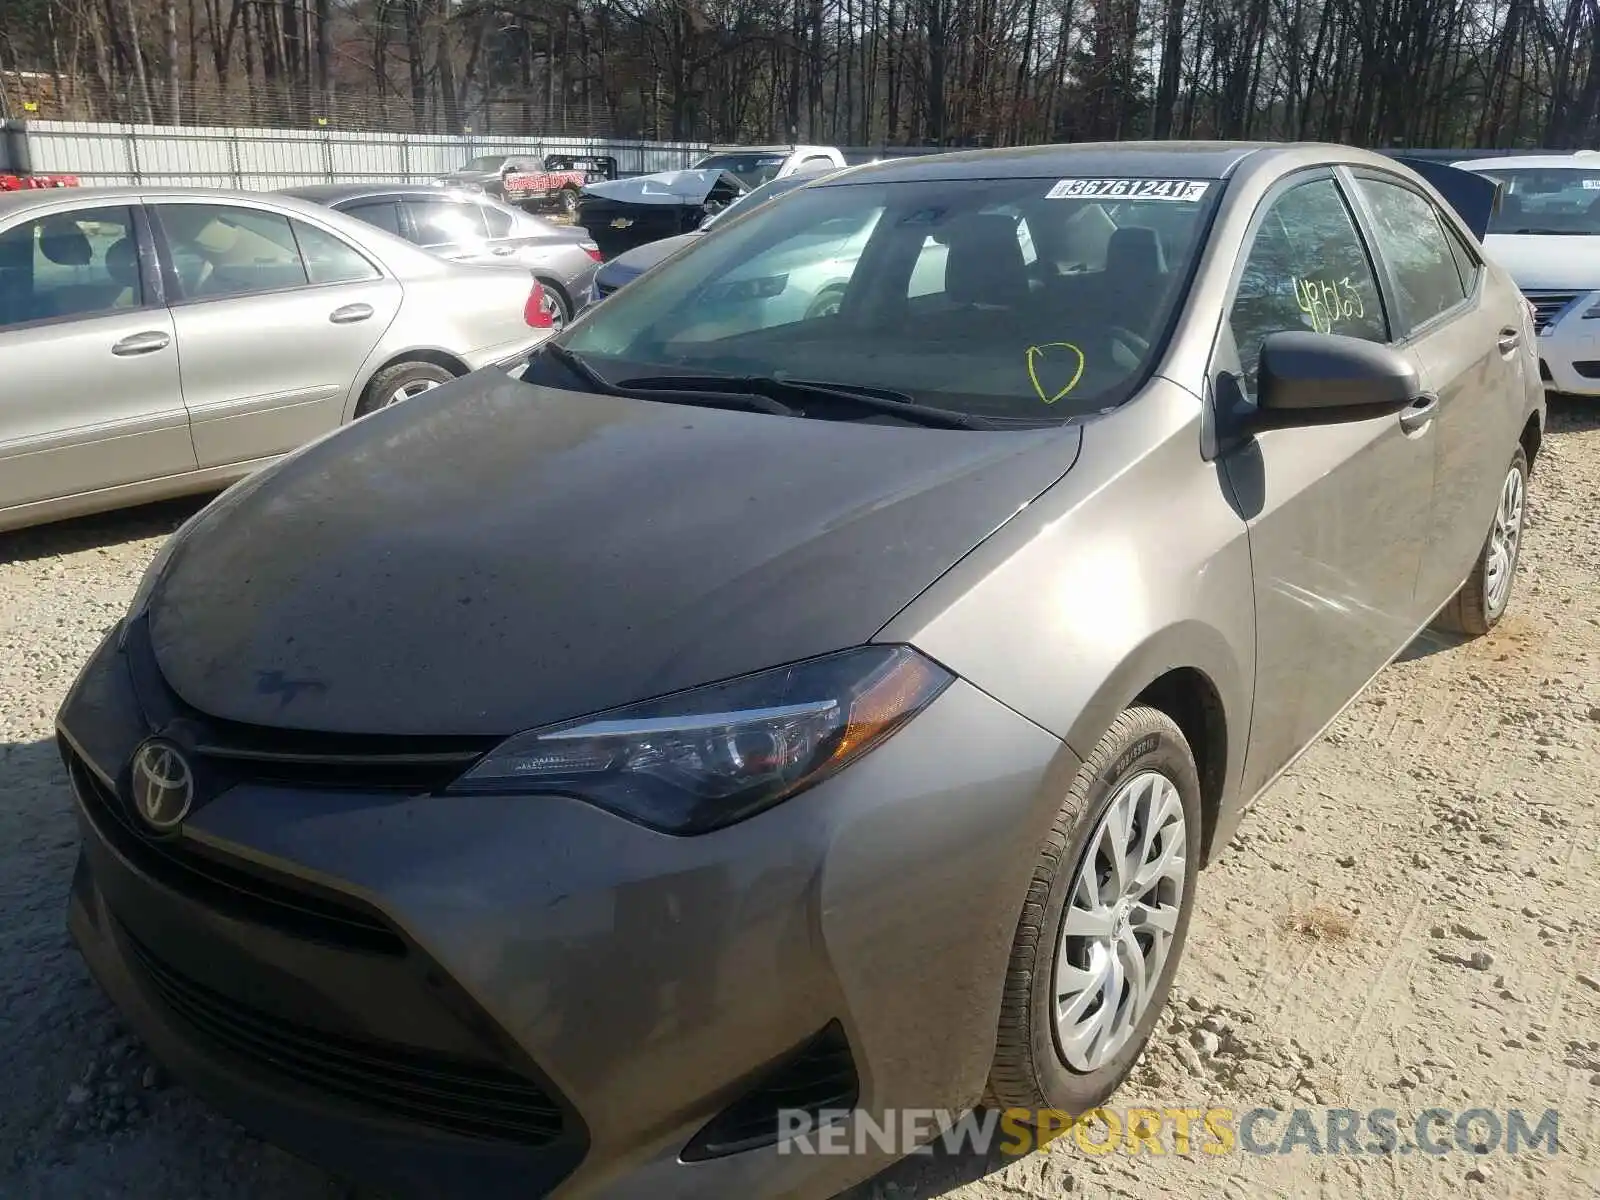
(1479, 167, 1600, 234)
(701, 171, 829, 230)
(552, 174, 1221, 424)
(458, 156, 507, 174)
(694, 152, 791, 188)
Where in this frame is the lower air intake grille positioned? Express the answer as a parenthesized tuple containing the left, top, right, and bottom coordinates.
(681, 1021, 859, 1161)
(122, 929, 565, 1146)
(64, 740, 406, 955)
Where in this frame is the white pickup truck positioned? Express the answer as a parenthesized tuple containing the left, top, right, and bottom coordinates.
(690, 145, 848, 189)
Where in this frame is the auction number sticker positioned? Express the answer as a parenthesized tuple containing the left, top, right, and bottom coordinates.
(1046, 178, 1211, 202)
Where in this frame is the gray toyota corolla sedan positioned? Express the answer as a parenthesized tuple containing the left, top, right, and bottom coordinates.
(58, 143, 1541, 1200)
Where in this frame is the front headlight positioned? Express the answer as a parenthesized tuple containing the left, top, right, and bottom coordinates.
(451, 645, 953, 834)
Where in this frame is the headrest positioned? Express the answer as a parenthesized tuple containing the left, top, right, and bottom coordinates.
(1105, 225, 1166, 279)
(104, 237, 140, 289)
(38, 217, 92, 266)
(943, 214, 1028, 308)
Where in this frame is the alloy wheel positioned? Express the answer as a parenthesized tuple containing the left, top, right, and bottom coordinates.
(1052, 770, 1188, 1073)
(541, 289, 566, 331)
(387, 379, 442, 408)
(1484, 464, 1525, 615)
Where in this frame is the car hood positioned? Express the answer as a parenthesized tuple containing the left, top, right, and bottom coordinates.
(1482, 233, 1600, 291)
(596, 232, 701, 288)
(581, 170, 743, 205)
(148, 377, 1081, 736)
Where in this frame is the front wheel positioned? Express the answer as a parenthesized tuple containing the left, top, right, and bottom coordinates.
(987, 706, 1201, 1116)
(559, 188, 580, 219)
(1431, 446, 1528, 637)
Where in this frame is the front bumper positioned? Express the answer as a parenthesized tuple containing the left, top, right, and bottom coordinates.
(1531, 294, 1600, 394)
(59, 624, 1075, 1199)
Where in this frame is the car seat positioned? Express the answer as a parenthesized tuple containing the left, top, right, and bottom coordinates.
(1101, 226, 1167, 339)
(943, 213, 1031, 312)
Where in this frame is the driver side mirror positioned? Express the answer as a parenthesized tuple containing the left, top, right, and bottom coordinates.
(1246, 331, 1421, 429)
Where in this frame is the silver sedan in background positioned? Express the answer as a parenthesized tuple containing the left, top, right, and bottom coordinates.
(0, 186, 554, 532)
(280, 184, 601, 329)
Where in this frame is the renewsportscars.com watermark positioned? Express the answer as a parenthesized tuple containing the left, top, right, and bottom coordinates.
(776, 1106, 1562, 1158)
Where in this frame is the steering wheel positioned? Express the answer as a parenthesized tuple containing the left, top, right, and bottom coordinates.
(1108, 325, 1150, 361)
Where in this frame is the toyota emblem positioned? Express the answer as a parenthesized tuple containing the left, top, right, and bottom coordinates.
(129, 739, 195, 831)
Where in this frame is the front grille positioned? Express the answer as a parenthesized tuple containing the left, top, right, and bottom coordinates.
(122, 928, 565, 1146)
(1523, 290, 1579, 333)
(681, 1021, 859, 1161)
(65, 740, 407, 955)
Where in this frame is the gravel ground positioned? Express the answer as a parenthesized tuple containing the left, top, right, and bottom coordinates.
(2, 401, 1597, 1200)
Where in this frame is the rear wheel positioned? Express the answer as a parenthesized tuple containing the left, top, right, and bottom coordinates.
(988, 706, 1201, 1116)
(356, 360, 457, 417)
(559, 187, 580, 219)
(1431, 446, 1528, 637)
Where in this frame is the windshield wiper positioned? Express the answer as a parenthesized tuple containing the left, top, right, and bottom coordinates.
(1506, 227, 1586, 235)
(541, 347, 793, 415)
(543, 341, 623, 394)
(612, 375, 797, 415)
(622, 373, 997, 429)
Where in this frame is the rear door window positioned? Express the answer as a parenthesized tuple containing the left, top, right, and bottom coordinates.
(1353, 177, 1469, 333)
(339, 199, 401, 238)
(482, 204, 515, 238)
(155, 204, 309, 300)
(403, 199, 490, 247)
(292, 220, 381, 285)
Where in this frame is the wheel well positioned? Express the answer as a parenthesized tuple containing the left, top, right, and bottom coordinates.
(369, 348, 470, 385)
(1520, 412, 1542, 473)
(1134, 668, 1227, 865)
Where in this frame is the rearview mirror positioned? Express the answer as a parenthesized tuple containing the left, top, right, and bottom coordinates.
(1251, 331, 1420, 428)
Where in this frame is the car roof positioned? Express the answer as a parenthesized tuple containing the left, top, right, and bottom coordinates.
(277, 182, 472, 203)
(814, 141, 1395, 184)
(0, 184, 362, 220)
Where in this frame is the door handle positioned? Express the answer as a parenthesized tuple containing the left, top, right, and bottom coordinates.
(1498, 327, 1521, 354)
(1398, 393, 1439, 433)
(110, 331, 171, 356)
(329, 303, 374, 324)
(491, 245, 516, 256)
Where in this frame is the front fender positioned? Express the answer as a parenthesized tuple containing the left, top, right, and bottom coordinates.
(876, 379, 1257, 863)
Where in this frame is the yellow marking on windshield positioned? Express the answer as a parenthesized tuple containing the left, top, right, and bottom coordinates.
(1026, 342, 1086, 404)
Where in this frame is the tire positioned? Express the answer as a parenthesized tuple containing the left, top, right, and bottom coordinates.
(1431, 446, 1528, 637)
(559, 187, 580, 219)
(987, 705, 1202, 1117)
(535, 279, 571, 331)
(356, 360, 457, 418)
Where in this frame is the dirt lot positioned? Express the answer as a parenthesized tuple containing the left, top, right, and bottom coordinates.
(2, 402, 1597, 1200)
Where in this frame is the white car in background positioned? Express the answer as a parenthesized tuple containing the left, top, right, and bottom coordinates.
(1458, 152, 1600, 394)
